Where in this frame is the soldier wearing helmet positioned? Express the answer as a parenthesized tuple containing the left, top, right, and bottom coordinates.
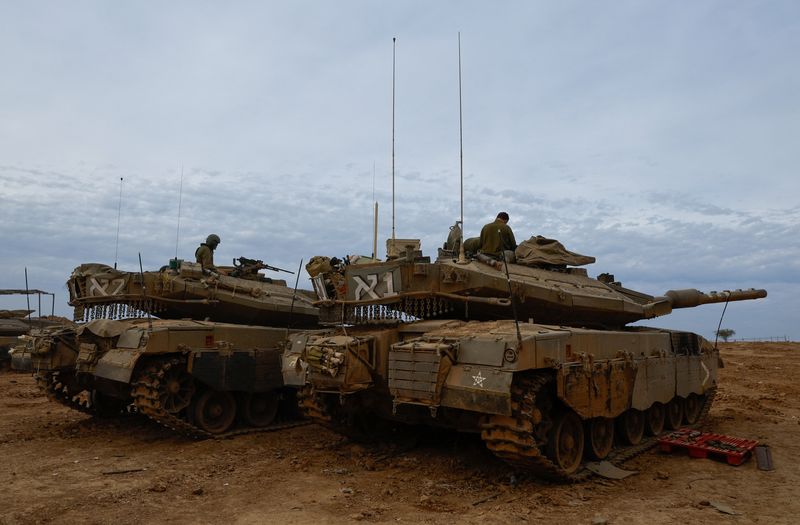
(196, 234, 221, 272)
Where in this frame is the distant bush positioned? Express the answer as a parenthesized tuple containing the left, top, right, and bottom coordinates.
(716, 328, 736, 342)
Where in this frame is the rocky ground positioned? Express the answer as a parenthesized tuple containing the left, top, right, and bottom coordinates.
(1, 342, 798, 525)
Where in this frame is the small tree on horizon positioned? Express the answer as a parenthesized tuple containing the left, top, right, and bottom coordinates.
(716, 328, 736, 342)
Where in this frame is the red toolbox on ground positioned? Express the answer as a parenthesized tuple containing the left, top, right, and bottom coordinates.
(658, 429, 758, 466)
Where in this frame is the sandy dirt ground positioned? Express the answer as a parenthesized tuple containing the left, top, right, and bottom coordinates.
(1, 342, 798, 525)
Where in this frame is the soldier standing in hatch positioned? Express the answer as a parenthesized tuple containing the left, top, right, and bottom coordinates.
(196, 234, 221, 273)
(479, 212, 517, 261)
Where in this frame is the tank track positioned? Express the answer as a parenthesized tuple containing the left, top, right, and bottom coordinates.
(480, 372, 717, 481)
(296, 384, 379, 441)
(35, 371, 97, 416)
(297, 385, 332, 425)
(131, 357, 308, 439)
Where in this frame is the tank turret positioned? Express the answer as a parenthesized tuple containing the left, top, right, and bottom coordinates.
(307, 249, 766, 329)
(67, 259, 319, 328)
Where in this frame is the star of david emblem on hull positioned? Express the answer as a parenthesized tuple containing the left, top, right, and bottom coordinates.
(472, 370, 486, 388)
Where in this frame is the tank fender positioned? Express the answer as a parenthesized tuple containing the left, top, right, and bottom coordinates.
(92, 327, 147, 384)
(282, 333, 312, 387)
(556, 356, 637, 419)
(94, 347, 146, 383)
(440, 365, 513, 416)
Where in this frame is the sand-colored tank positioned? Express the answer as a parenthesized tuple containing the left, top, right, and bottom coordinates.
(12, 258, 318, 436)
(1, 289, 72, 370)
(295, 235, 767, 479)
(16, 318, 307, 435)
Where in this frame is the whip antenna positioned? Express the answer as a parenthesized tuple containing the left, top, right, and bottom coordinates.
(391, 37, 397, 244)
(372, 161, 378, 259)
(713, 292, 732, 350)
(138, 252, 153, 332)
(287, 258, 303, 334)
(502, 257, 523, 349)
(456, 32, 468, 264)
(174, 165, 184, 260)
(114, 177, 124, 269)
(24, 267, 30, 321)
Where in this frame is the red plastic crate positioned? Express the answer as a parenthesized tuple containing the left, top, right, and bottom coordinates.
(658, 428, 758, 466)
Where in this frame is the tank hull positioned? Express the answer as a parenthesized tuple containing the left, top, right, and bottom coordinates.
(13, 319, 309, 436)
(298, 320, 719, 479)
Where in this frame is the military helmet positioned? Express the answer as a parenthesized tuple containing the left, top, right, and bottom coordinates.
(206, 234, 221, 247)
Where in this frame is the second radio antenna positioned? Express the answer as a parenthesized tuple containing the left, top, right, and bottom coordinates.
(456, 32, 468, 264)
(391, 37, 397, 244)
(174, 165, 184, 261)
(114, 177, 124, 269)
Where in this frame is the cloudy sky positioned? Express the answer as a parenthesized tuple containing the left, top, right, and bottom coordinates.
(1, 1, 797, 340)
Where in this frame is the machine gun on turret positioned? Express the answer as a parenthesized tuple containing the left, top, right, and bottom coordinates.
(229, 257, 294, 281)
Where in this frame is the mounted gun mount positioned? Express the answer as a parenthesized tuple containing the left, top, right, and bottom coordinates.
(297, 233, 767, 479)
(229, 257, 294, 280)
(67, 260, 319, 328)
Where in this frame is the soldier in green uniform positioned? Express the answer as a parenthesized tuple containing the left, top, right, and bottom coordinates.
(479, 212, 517, 260)
(195, 234, 221, 272)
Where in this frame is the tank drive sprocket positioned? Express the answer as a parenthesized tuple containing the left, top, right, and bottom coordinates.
(298, 385, 392, 442)
(35, 371, 129, 417)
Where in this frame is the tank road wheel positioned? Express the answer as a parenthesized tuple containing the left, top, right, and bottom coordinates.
(193, 390, 237, 434)
(241, 391, 280, 427)
(585, 417, 614, 460)
(665, 397, 684, 430)
(545, 410, 584, 475)
(683, 394, 704, 425)
(616, 409, 645, 445)
(645, 403, 666, 436)
(160, 361, 195, 414)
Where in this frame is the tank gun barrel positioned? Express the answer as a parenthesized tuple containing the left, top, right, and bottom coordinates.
(665, 288, 767, 308)
(643, 288, 767, 318)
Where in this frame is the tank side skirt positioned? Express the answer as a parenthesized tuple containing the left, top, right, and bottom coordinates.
(482, 371, 717, 481)
(130, 357, 308, 439)
(557, 353, 714, 419)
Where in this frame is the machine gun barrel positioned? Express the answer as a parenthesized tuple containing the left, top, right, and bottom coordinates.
(232, 257, 294, 275)
(262, 264, 294, 274)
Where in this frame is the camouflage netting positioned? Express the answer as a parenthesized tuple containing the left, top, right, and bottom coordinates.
(514, 236, 596, 267)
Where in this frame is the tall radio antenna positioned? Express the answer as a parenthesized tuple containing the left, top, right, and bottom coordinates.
(174, 165, 184, 260)
(114, 177, 124, 269)
(372, 161, 378, 259)
(391, 36, 397, 243)
(456, 32, 468, 264)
